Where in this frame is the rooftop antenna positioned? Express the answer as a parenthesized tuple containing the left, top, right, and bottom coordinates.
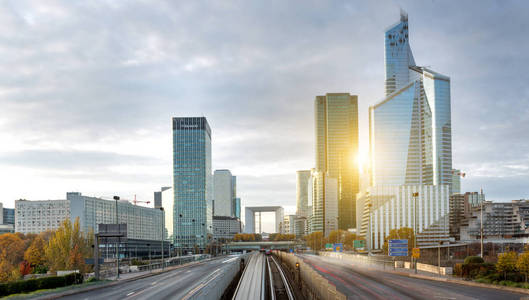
(400, 8, 408, 22)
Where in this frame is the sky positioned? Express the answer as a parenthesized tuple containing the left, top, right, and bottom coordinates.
(0, 1, 528, 232)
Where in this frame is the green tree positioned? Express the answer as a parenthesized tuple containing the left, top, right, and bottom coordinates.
(304, 232, 325, 250)
(517, 252, 529, 282)
(382, 227, 415, 255)
(497, 251, 518, 279)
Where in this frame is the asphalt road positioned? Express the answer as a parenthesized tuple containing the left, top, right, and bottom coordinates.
(58, 256, 241, 300)
(299, 254, 529, 300)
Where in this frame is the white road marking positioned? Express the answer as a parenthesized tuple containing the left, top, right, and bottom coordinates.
(126, 292, 135, 296)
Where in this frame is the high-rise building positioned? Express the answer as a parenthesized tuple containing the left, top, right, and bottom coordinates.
(296, 170, 311, 218)
(314, 93, 359, 231)
(359, 12, 453, 248)
(154, 186, 171, 209)
(371, 12, 452, 188)
(173, 117, 213, 251)
(451, 169, 462, 195)
(282, 215, 296, 234)
(213, 170, 235, 217)
(234, 198, 241, 219)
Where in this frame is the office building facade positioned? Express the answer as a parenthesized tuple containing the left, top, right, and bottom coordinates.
(213, 170, 236, 217)
(173, 117, 213, 250)
(296, 170, 311, 218)
(15, 193, 163, 240)
(314, 93, 359, 232)
(212, 216, 241, 240)
(451, 169, 462, 195)
(460, 200, 529, 242)
(154, 186, 171, 209)
(15, 199, 70, 234)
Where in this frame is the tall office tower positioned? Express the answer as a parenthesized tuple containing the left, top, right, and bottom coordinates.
(361, 12, 453, 248)
(296, 170, 311, 217)
(231, 175, 237, 217)
(154, 186, 171, 208)
(173, 117, 212, 251)
(451, 169, 462, 195)
(234, 198, 241, 219)
(213, 170, 236, 217)
(370, 11, 452, 188)
(314, 93, 359, 231)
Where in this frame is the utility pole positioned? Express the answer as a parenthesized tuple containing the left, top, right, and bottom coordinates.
(113, 196, 120, 279)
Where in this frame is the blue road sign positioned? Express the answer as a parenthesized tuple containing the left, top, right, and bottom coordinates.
(389, 239, 408, 257)
(333, 243, 343, 252)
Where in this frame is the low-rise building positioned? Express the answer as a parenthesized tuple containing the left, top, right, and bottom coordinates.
(460, 200, 529, 242)
(15, 192, 163, 241)
(213, 216, 241, 240)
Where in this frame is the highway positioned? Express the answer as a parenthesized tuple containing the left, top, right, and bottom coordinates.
(299, 254, 528, 300)
(58, 255, 241, 300)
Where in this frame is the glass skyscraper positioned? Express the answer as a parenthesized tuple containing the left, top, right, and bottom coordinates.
(173, 117, 212, 251)
(314, 93, 359, 231)
(370, 11, 452, 189)
(359, 12, 453, 248)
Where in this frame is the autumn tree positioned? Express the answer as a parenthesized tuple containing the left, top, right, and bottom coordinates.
(45, 217, 91, 273)
(382, 227, 415, 255)
(24, 236, 47, 268)
(0, 233, 25, 282)
(517, 252, 529, 282)
(497, 251, 518, 279)
(305, 232, 325, 250)
(19, 261, 32, 276)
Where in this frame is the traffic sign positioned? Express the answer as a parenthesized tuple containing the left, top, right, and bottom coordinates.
(388, 239, 408, 257)
(353, 240, 365, 249)
(333, 243, 343, 252)
(412, 248, 420, 258)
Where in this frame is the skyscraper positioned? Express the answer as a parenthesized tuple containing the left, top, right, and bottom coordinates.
(359, 12, 453, 248)
(173, 117, 212, 251)
(213, 169, 235, 217)
(296, 170, 311, 218)
(314, 93, 359, 231)
(370, 12, 452, 188)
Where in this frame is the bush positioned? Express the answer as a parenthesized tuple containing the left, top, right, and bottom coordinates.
(505, 272, 525, 282)
(453, 263, 463, 276)
(0, 273, 84, 297)
(464, 256, 484, 265)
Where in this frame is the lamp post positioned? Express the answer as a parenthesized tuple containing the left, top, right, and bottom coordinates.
(480, 201, 484, 258)
(113, 195, 120, 279)
(160, 207, 165, 270)
(367, 203, 372, 255)
(178, 214, 183, 257)
(147, 243, 151, 272)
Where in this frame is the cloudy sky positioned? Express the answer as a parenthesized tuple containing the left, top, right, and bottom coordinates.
(0, 1, 528, 230)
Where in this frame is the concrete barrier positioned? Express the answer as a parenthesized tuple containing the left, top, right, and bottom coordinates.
(274, 251, 346, 300)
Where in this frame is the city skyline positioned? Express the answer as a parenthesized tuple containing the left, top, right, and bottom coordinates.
(0, 1, 528, 234)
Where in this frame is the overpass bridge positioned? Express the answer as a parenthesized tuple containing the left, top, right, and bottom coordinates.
(226, 241, 304, 251)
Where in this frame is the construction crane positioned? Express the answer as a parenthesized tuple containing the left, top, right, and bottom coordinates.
(131, 194, 150, 206)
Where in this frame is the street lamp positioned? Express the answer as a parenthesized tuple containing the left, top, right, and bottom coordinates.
(412, 192, 419, 274)
(113, 195, 120, 279)
(160, 207, 165, 270)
